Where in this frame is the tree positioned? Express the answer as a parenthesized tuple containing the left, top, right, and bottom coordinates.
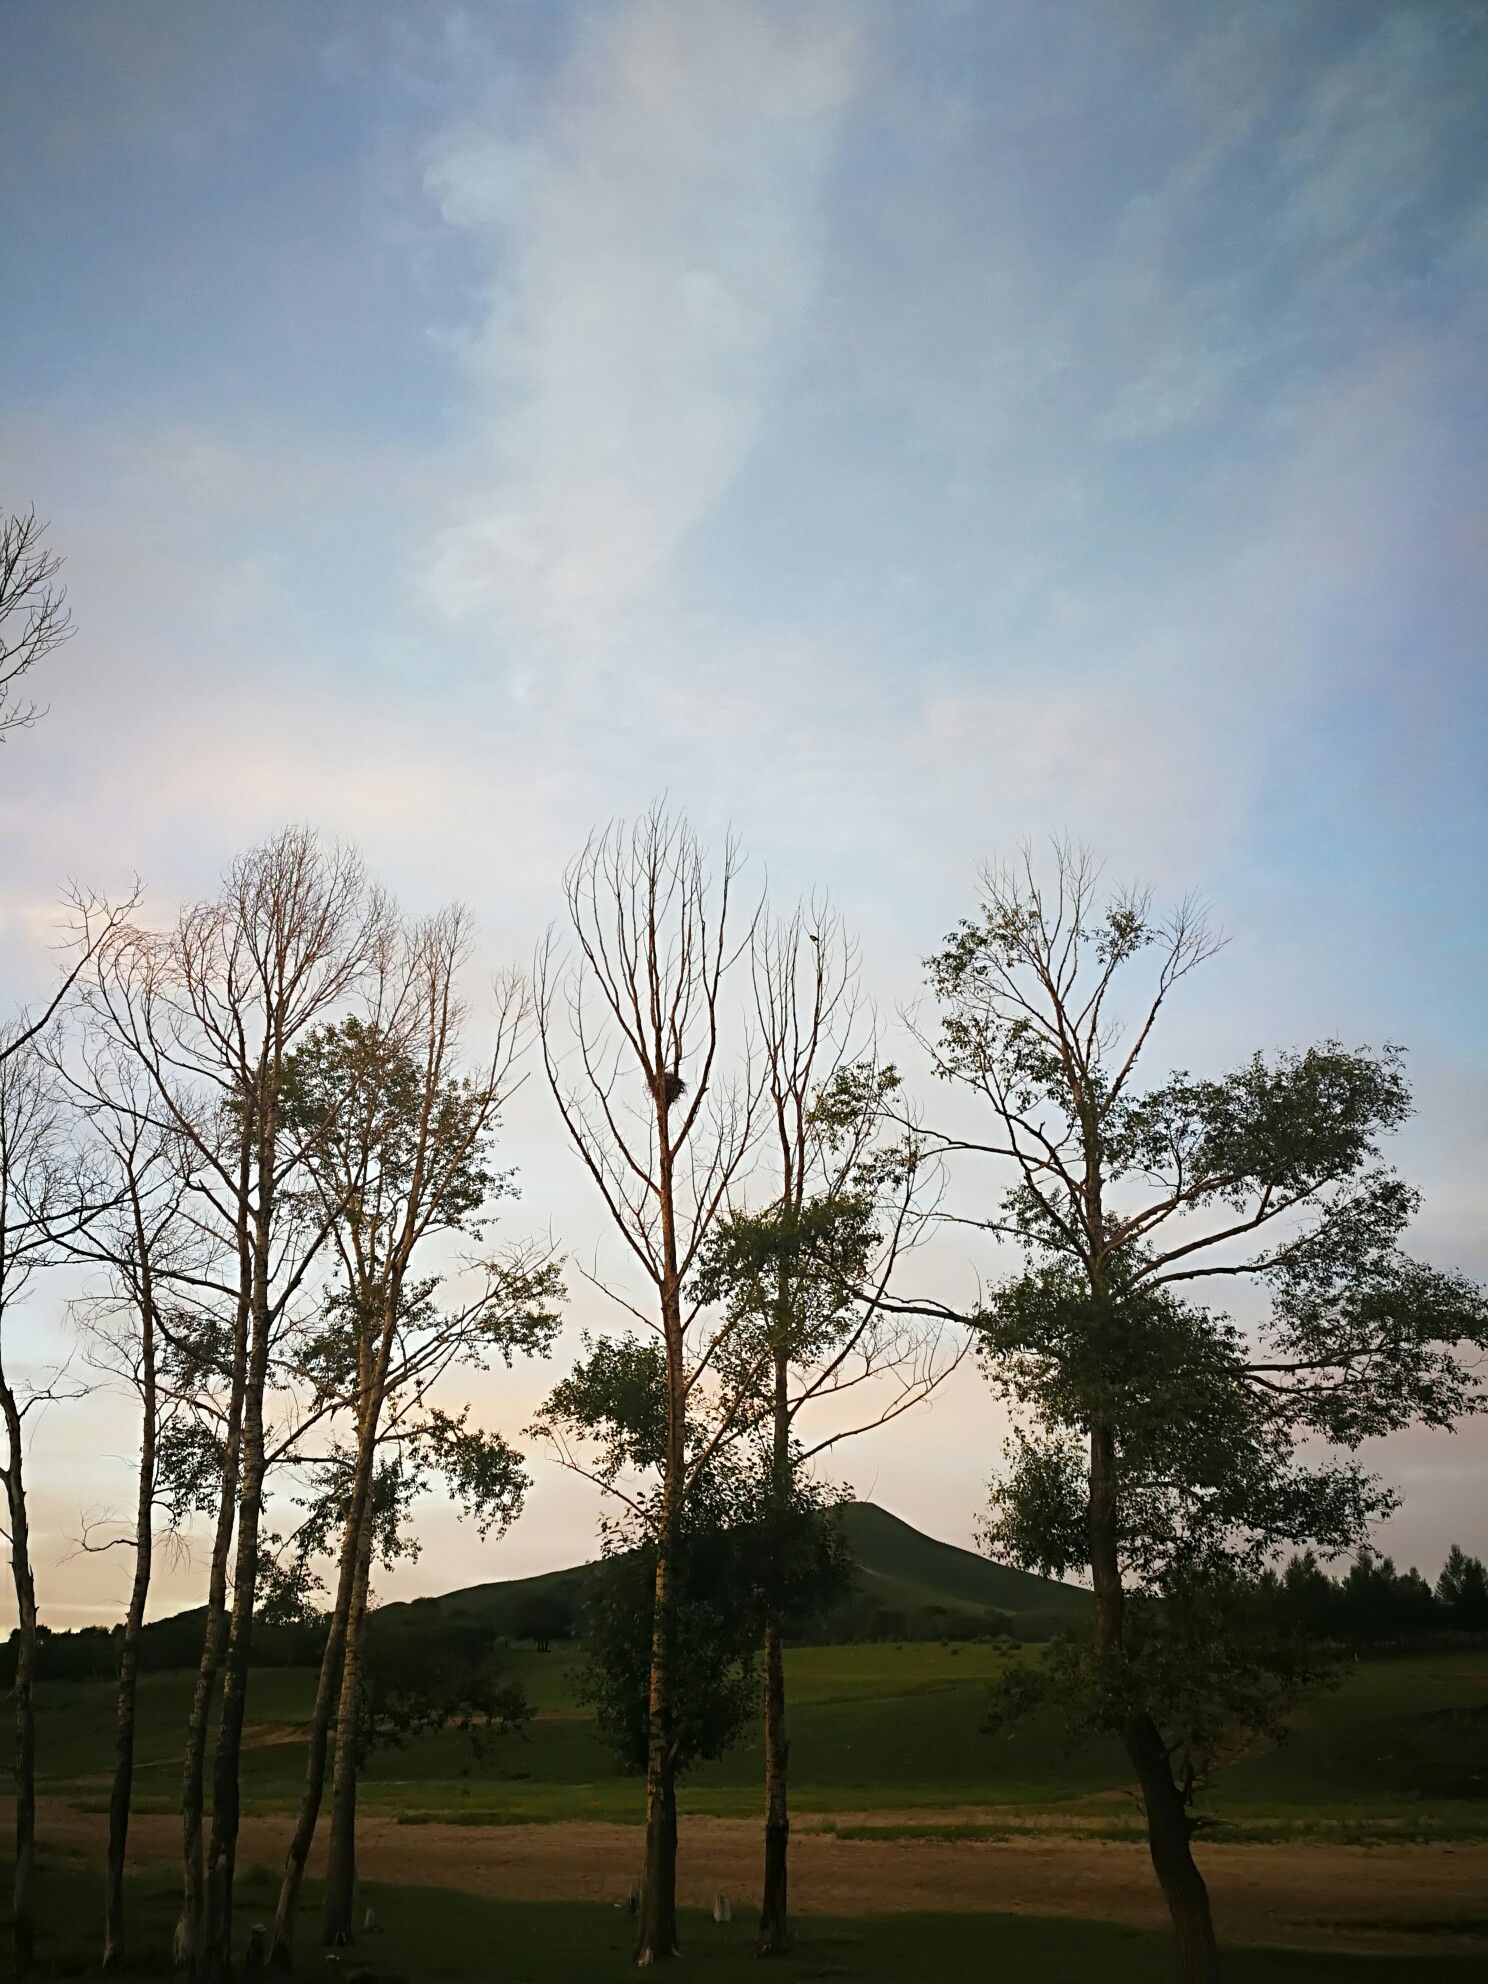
(543, 1341, 849, 1824)
(534, 809, 759, 1965)
(267, 918, 561, 1961)
(694, 904, 959, 1953)
(0, 1033, 94, 1974)
(926, 844, 1488, 1984)
(1436, 1546, 1488, 1629)
(578, 1460, 769, 1792)
(356, 1612, 531, 1765)
(89, 828, 392, 1980)
(59, 1043, 207, 1973)
(510, 1588, 578, 1650)
(0, 509, 71, 743)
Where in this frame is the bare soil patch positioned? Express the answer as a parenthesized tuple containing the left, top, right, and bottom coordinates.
(39, 1800, 1488, 1957)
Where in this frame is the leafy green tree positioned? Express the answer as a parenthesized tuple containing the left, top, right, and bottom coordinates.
(580, 1474, 766, 1787)
(268, 921, 561, 1964)
(928, 845, 1488, 1984)
(89, 828, 393, 1984)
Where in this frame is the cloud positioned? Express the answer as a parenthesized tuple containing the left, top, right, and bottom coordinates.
(424, 0, 862, 649)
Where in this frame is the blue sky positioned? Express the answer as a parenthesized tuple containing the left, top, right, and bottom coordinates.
(2, 2, 1485, 1619)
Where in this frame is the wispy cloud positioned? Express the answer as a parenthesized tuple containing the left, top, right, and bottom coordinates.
(424, 0, 862, 652)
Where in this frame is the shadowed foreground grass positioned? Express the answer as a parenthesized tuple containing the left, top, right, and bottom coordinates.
(8, 1857, 1484, 1984)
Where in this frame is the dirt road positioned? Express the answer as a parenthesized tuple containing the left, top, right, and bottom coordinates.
(41, 1800, 1487, 1957)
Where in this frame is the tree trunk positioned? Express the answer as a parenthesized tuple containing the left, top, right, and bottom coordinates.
(103, 1300, 157, 1974)
(1088, 1415, 1219, 1983)
(202, 1406, 266, 1980)
(178, 1428, 238, 1979)
(636, 1100, 687, 1970)
(2, 1378, 38, 1976)
(1125, 1712, 1219, 1984)
(637, 1739, 678, 1967)
(204, 1203, 274, 1984)
(270, 1460, 372, 1969)
(181, 1213, 250, 1980)
(758, 1338, 792, 1955)
(321, 1508, 375, 1947)
(757, 1616, 790, 1955)
(635, 1464, 681, 1965)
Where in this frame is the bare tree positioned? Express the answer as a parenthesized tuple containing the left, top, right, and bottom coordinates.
(88, 828, 391, 1980)
(0, 509, 71, 743)
(268, 917, 561, 1964)
(58, 1042, 207, 1973)
(0, 1033, 94, 1975)
(534, 810, 758, 1966)
(698, 904, 961, 1953)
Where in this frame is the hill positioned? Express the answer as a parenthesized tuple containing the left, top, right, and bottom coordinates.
(832, 1501, 1089, 1633)
(384, 1499, 1088, 1641)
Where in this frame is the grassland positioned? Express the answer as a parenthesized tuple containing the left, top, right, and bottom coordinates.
(13, 1639, 1488, 1836)
(6, 1636, 1486, 1978)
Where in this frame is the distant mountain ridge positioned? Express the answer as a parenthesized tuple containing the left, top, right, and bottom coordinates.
(384, 1499, 1089, 1639)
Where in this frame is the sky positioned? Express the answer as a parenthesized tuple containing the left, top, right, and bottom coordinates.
(1, 0, 1485, 1626)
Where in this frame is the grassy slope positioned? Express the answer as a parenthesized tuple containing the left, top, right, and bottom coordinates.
(391, 1498, 1089, 1632)
(16, 1643, 1488, 1835)
(834, 1500, 1089, 1626)
(10, 1859, 1484, 1984)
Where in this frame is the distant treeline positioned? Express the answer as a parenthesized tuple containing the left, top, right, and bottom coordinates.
(1256, 1544, 1488, 1645)
(0, 1609, 326, 1687)
(6, 1573, 1023, 1688)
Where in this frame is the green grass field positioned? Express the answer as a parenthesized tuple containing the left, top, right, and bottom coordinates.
(13, 1640, 1488, 1837)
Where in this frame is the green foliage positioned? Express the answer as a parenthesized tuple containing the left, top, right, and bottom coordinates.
(1437, 1545, 1488, 1628)
(695, 1189, 880, 1376)
(282, 1016, 505, 1249)
(988, 1577, 1339, 1800)
(578, 1478, 760, 1778)
(1267, 1257, 1488, 1441)
(356, 1616, 531, 1767)
(509, 1589, 578, 1650)
(578, 1467, 850, 1777)
(419, 1408, 530, 1540)
(154, 1416, 228, 1527)
(534, 1334, 670, 1482)
(981, 1274, 1388, 1592)
(930, 853, 1488, 1844)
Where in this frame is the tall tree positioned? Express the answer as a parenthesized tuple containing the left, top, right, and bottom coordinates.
(926, 844, 1488, 1984)
(695, 904, 959, 1954)
(535, 809, 758, 1965)
(60, 1044, 206, 1974)
(90, 828, 391, 1980)
(0, 515, 130, 1974)
(267, 917, 561, 1962)
(0, 1033, 96, 1974)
